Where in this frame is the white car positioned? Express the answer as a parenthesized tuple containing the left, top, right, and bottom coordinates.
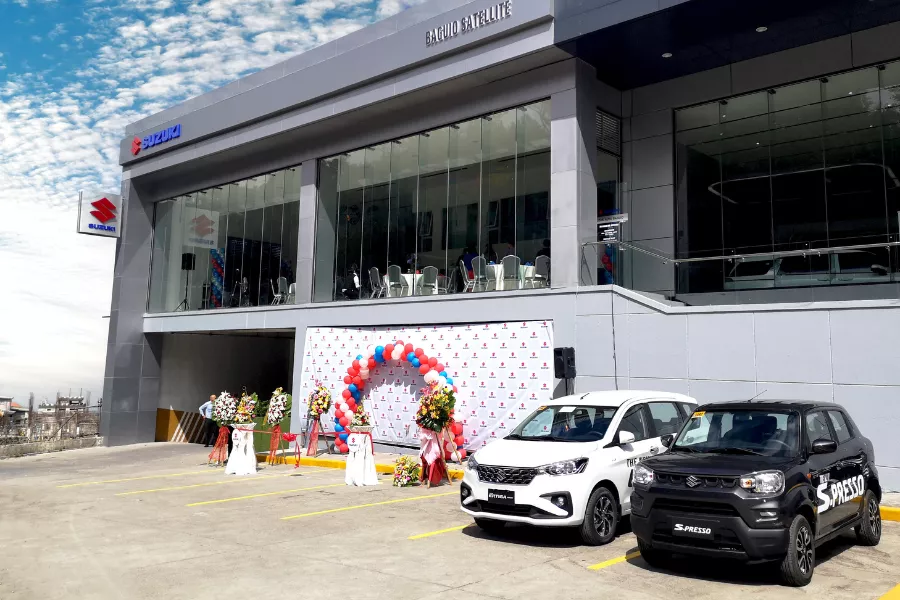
(460, 391, 698, 545)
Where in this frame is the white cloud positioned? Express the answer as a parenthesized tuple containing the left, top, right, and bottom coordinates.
(0, 0, 428, 403)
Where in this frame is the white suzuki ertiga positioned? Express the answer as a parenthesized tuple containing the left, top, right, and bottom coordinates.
(461, 391, 698, 545)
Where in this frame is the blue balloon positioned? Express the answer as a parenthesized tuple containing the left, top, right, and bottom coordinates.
(351, 391, 360, 400)
(375, 346, 384, 355)
(339, 433, 349, 441)
(439, 371, 448, 378)
(334, 423, 344, 432)
(374, 354, 384, 363)
(356, 354, 363, 360)
(407, 352, 416, 362)
(348, 384, 358, 393)
(446, 377, 454, 385)
(411, 358, 420, 368)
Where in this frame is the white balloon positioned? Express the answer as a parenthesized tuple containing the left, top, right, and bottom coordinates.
(392, 349, 403, 361)
(437, 376, 447, 387)
(366, 345, 374, 356)
(424, 371, 437, 384)
(359, 369, 369, 379)
(340, 403, 350, 413)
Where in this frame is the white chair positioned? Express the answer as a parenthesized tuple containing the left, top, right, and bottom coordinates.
(419, 266, 439, 296)
(529, 256, 550, 288)
(459, 260, 474, 292)
(368, 267, 386, 298)
(438, 273, 450, 294)
(387, 265, 408, 297)
(501, 255, 521, 291)
(270, 279, 283, 305)
(471, 257, 490, 292)
(286, 283, 296, 304)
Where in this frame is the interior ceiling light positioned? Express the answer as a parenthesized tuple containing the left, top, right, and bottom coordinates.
(662, 52, 673, 58)
(756, 26, 768, 33)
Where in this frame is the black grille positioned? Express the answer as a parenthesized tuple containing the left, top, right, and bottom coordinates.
(476, 465, 537, 485)
(656, 472, 738, 488)
(477, 502, 533, 516)
(653, 498, 740, 517)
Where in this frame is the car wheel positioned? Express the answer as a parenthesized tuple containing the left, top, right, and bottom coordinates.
(779, 514, 814, 587)
(636, 537, 667, 568)
(474, 518, 506, 535)
(855, 490, 882, 546)
(579, 486, 619, 545)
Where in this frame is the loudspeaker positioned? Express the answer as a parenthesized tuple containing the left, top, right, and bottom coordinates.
(554, 347, 576, 380)
(181, 252, 196, 271)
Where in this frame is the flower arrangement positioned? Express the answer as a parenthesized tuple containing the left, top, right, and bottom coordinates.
(233, 391, 258, 424)
(266, 387, 292, 426)
(307, 382, 331, 419)
(350, 403, 372, 428)
(213, 391, 237, 425)
(393, 455, 421, 487)
(416, 382, 456, 432)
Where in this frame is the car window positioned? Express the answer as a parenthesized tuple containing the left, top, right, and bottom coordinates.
(514, 405, 617, 441)
(679, 403, 694, 418)
(673, 409, 800, 458)
(827, 411, 853, 444)
(618, 405, 649, 442)
(647, 401, 682, 436)
(780, 254, 830, 274)
(806, 411, 833, 443)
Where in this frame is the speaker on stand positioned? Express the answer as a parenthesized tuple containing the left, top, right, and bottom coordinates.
(554, 347, 576, 396)
(174, 253, 196, 312)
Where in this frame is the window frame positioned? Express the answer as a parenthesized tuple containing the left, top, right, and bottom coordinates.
(613, 403, 652, 444)
(826, 410, 854, 445)
(646, 400, 684, 437)
(804, 410, 835, 448)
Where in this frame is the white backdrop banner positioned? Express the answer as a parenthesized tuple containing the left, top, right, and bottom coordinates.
(298, 321, 555, 450)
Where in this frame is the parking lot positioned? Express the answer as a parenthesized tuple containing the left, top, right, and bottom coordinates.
(1, 443, 898, 600)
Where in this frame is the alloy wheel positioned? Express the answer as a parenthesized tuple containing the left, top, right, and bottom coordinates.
(594, 496, 614, 537)
(868, 497, 882, 538)
(796, 524, 813, 575)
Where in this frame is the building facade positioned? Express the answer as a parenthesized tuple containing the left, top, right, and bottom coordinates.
(103, 0, 900, 489)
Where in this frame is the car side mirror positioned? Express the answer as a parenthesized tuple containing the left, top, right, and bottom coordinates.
(618, 430, 636, 445)
(811, 438, 837, 454)
(661, 434, 675, 448)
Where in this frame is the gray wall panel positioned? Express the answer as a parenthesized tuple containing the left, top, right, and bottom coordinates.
(575, 315, 616, 377)
(688, 379, 757, 404)
(627, 313, 687, 379)
(830, 309, 900, 386)
(754, 311, 833, 384)
(627, 377, 690, 395)
(687, 313, 755, 382)
(833, 384, 900, 468)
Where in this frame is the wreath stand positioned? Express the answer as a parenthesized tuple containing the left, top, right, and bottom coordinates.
(420, 426, 461, 488)
(207, 425, 230, 466)
(305, 413, 332, 457)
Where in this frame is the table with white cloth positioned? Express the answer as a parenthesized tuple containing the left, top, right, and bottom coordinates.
(225, 423, 258, 476)
(486, 264, 536, 290)
(383, 273, 421, 297)
(345, 432, 379, 486)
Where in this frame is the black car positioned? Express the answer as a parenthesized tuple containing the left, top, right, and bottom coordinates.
(630, 401, 882, 587)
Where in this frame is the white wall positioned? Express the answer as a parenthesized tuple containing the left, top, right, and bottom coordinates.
(158, 334, 293, 413)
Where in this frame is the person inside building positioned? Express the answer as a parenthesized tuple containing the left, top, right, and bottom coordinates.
(199, 395, 216, 447)
(536, 238, 551, 259)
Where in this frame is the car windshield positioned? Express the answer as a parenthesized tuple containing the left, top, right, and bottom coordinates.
(672, 408, 800, 458)
(508, 405, 618, 442)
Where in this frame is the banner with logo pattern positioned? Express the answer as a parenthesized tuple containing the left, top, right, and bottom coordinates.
(297, 321, 555, 450)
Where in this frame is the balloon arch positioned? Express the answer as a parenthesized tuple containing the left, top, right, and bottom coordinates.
(332, 339, 465, 458)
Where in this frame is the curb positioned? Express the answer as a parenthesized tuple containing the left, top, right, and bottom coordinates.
(882, 506, 900, 522)
(257, 453, 465, 479)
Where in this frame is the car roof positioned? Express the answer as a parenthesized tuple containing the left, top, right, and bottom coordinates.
(697, 400, 844, 412)
(546, 390, 697, 408)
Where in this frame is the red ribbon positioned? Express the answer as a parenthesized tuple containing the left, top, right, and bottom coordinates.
(267, 424, 282, 465)
(207, 425, 229, 465)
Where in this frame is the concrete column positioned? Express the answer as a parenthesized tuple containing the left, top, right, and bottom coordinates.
(550, 59, 599, 289)
(101, 177, 161, 446)
(289, 326, 308, 436)
(296, 160, 318, 305)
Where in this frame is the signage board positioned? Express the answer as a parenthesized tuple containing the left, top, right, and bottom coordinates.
(426, 1, 512, 48)
(77, 192, 122, 238)
(183, 209, 220, 249)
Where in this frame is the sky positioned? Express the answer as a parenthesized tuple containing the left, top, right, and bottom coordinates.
(0, 0, 426, 405)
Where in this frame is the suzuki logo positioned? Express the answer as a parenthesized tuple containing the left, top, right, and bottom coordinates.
(686, 476, 701, 488)
(192, 214, 215, 236)
(90, 198, 116, 224)
(131, 137, 142, 155)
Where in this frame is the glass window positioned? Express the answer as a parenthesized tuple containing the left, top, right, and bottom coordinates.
(806, 411, 834, 443)
(647, 401, 682, 436)
(827, 411, 853, 444)
(511, 405, 617, 441)
(674, 409, 800, 457)
(618, 405, 649, 442)
(313, 100, 551, 301)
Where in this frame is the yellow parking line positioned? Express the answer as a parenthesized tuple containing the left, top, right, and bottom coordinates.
(409, 524, 470, 540)
(282, 491, 456, 520)
(186, 483, 347, 507)
(881, 584, 900, 599)
(587, 551, 641, 571)
(57, 470, 216, 488)
(115, 470, 328, 496)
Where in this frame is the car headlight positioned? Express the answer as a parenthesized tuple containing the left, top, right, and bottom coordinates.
(633, 464, 654, 488)
(536, 458, 588, 476)
(466, 455, 479, 471)
(739, 470, 784, 494)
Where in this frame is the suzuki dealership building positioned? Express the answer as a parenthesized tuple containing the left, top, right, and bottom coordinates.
(102, 0, 900, 489)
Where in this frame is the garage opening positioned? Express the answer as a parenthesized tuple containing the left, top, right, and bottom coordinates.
(154, 329, 294, 442)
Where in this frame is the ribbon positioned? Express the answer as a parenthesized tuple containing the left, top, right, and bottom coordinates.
(207, 425, 230, 465)
(350, 430, 375, 455)
(267, 424, 283, 466)
(282, 432, 301, 469)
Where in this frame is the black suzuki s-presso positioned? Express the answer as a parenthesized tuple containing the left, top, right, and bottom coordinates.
(630, 401, 882, 587)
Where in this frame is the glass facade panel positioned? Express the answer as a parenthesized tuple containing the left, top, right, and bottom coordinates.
(314, 99, 551, 301)
(675, 62, 900, 294)
(148, 167, 302, 313)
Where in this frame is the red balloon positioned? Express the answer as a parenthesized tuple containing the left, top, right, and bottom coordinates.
(419, 364, 430, 375)
(453, 386, 458, 393)
(335, 409, 343, 419)
(452, 423, 463, 435)
(348, 368, 358, 378)
(454, 435, 464, 446)
(403, 343, 413, 354)
(384, 344, 394, 355)
(458, 449, 467, 460)
(353, 376, 363, 387)
(347, 367, 355, 376)
(435, 364, 444, 373)
(343, 375, 352, 385)
(342, 390, 351, 399)
(339, 417, 350, 427)
(428, 357, 438, 367)
(352, 360, 360, 370)
(382, 351, 391, 362)
(367, 358, 376, 369)
(347, 400, 357, 411)
(415, 348, 424, 357)
(444, 451, 453, 461)
(339, 444, 349, 454)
